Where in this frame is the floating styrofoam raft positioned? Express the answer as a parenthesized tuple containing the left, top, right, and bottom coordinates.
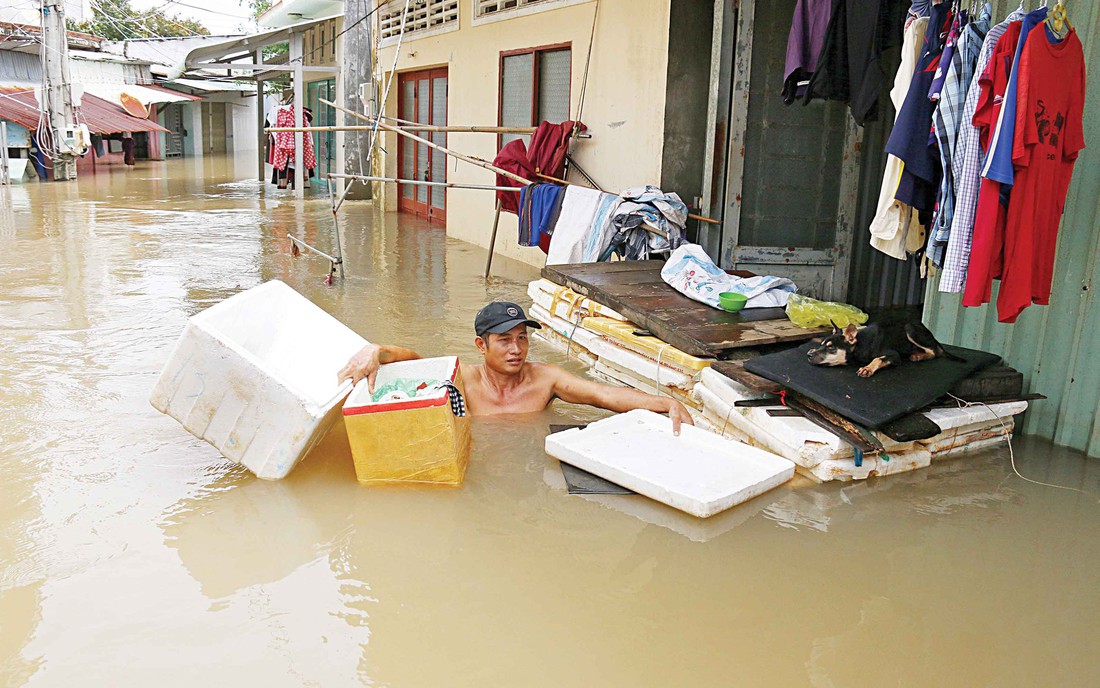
(582, 317, 714, 374)
(533, 329, 600, 366)
(531, 304, 697, 390)
(545, 410, 795, 518)
(150, 280, 368, 480)
(591, 359, 703, 411)
(528, 279, 627, 321)
(695, 367, 1026, 482)
(530, 304, 605, 355)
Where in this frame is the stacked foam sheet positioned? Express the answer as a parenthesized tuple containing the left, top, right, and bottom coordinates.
(694, 367, 1027, 482)
(528, 279, 713, 410)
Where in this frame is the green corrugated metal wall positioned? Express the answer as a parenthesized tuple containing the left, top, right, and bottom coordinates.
(923, 1, 1100, 456)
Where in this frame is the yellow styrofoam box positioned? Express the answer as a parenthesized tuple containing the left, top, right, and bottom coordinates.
(582, 317, 714, 373)
(343, 356, 470, 485)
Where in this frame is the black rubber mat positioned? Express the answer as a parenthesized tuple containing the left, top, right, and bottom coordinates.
(743, 342, 1001, 429)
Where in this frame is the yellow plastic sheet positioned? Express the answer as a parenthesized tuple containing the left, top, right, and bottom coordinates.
(785, 294, 868, 330)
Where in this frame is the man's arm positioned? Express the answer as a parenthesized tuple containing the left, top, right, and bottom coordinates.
(548, 365, 694, 435)
(338, 343, 421, 391)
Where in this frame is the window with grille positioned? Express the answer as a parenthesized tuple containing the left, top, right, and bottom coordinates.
(499, 45, 571, 147)
(379, 0, 459, 40)
(475, 0, 552, 17)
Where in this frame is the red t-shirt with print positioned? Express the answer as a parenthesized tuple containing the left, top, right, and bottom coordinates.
(997, 27, 1086, 323)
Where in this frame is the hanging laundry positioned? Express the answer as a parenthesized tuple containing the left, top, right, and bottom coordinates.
(868, 11, 928, 260)
(493, 120, 583, 215)
(517, 183, 566, 249)
(981, 7, 1049, 188)
(927, 5, 991, 268)
(545, 186, 620, 266)
(962, 20, 1024, 309)
(802, 0, 909, 125)
(990, 24, 1086, 322)
(939, 7, 1027, 293)
(604, 186, 688, 261)
(884, 1, 953, 220)
(271, 104, 317, 175)
(782, 0, 834, 104)
(928, 9, 966, 102)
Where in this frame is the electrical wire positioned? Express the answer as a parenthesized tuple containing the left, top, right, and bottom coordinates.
(945, 393, 1097, 499)
(161, 0, 249, 19)
(282, 0, 390, 67)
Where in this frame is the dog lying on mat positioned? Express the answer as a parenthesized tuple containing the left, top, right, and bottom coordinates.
(807, 323, 964, 378)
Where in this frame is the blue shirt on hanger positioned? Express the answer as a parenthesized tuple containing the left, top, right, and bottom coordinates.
(980, 6, 1048, 187)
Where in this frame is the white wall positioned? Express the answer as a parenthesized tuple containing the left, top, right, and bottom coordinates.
(375, 0, 672, 267)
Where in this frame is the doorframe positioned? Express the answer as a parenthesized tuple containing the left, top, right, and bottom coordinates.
(717, 0, 859, 301)
(397, 66, 448, 224)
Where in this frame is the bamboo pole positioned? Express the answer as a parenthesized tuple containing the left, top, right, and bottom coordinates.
(267, 124, 538, 134)
(379, 114, 537, 134)
(321, 98, 533, 186)
(485, 199, 502, 278)
(329, 172, 521, 192)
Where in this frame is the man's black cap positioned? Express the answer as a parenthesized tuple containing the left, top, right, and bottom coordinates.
(474, 301, 542, 337)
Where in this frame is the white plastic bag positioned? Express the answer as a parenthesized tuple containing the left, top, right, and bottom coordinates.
(660, 244, 797, 310)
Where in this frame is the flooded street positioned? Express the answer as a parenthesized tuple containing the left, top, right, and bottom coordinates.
(3, 157, 1100, 686)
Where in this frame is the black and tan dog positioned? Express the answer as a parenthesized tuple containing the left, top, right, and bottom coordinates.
(807, 322, 964, 378)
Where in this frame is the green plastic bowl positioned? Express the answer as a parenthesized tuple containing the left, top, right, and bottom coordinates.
(719, 291, 748, 312)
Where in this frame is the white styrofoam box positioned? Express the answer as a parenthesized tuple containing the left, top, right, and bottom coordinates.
(530, 304, 605, 355)
(695, 383, 846, 466)
(527, 279, 627, 321)
(545, 410, 795, 518)
(532, 330, 599, 367)
(592, 360, 701, 410)
(150, 280, 368, 480)
(531, 304, 696, 390)
(922, 401, 1027, 431)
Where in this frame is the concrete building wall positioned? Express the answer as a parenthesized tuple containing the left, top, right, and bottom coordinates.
(375, 0, 672, 266)
(659, 0, 712, 222)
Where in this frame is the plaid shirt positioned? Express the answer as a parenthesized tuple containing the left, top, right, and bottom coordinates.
(928, 8, 991, 268)
(938, 10, 1025, 293)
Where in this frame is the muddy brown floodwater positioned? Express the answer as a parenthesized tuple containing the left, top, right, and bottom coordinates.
(2, 157, 1100, 686)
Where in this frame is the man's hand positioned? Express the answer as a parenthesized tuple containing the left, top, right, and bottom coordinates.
(665, 399, 694, 436)
(338, 344, 383, 391)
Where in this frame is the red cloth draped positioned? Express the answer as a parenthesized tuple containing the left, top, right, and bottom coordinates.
(493, 120, 584, 214)
(272, 105, 317, 172)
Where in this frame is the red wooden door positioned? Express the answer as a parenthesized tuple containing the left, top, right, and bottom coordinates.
(397, 68, 448, 223)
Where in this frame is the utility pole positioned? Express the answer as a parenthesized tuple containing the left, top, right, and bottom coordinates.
(41, 0, 77, 180)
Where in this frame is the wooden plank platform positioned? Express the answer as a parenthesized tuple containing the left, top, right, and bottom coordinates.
(541, 261, 824, 357)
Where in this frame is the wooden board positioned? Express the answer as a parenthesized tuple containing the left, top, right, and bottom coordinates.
(542, 261, 824, 357)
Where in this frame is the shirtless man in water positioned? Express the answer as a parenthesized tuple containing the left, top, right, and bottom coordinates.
(338, 301, 693, 434)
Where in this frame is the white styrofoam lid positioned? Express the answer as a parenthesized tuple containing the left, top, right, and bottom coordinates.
(545, 410, 795, 518)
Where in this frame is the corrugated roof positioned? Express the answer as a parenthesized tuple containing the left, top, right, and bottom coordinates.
(83, 83, 201, 106)
(0, 85, 169, 135)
